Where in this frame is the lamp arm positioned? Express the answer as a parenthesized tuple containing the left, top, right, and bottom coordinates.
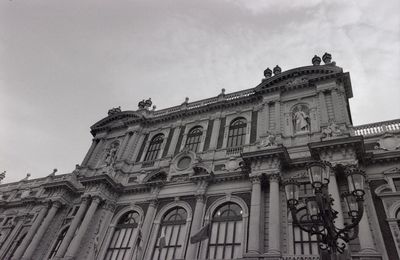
(289, 207, 314, 233)
(336, 199, 364, 240)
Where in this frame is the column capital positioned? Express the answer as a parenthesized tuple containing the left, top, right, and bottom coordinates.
(250, 175, 262, 184)
(195, 194, 205, 202)
(101, 199, 116, 212)
(148, 199, 158, 207)
(91, 196, 103, 204)
(268, 173, 280, 183)
(51, 200, 63, 209)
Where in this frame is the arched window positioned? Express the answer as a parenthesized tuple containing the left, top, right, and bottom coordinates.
(227, 118, 247, 148)
(144, 134, 164, 162)
(152, 207, 188, 260)
(105, 211, 140, 260)
(207, 203, 243, 259)
(185, 126, 203, 152)
(48, 226, 69, 259)
(396, 208, 400, 230)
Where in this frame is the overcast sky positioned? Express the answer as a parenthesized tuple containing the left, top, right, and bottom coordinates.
(1, 0, 399, 183)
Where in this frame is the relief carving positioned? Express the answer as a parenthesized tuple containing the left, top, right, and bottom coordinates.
(321, 121, 343, 140)
(375, 133, 400, 151)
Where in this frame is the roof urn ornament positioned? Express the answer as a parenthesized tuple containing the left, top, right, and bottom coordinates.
(264, 67, 272, 78)
(312, 55, 321, 66)
(322, 52, 332, 64)
(273, 65, 281, 75)
(108, 106, 121, 116)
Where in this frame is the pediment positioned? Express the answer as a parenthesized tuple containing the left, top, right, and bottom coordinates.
(255, 64, 345, 93)
(91, 111, 143, 132)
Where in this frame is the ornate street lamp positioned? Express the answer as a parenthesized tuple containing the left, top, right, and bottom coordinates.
(283, 161, 366, 259)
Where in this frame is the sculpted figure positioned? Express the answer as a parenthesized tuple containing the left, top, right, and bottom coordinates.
(322, 121, 342, 138)
(260, 132, 277, 147)
(105, 142, 119, 166)
(293, 105, 310, 132)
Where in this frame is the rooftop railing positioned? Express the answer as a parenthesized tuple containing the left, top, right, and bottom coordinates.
(152, 88, 255, 117)
(353, 119, 400, 137)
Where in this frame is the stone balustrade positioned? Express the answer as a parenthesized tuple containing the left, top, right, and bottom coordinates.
(353, 119, 400, 136)
(152, 88, 255, 117)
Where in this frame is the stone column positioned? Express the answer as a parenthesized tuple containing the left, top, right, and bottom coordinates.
(116, 131, 133, 160)
(186, 195, 206, 259)
(268, 174, 281, 254)
(81, 138, 99, 166)
(358, 205, 377, 253)
(11, 206, 48, 260)
(141, 200, 157, 248)
(22, 201, 61, 260)
(328, 172, 344, 229)
(123, 131, 138, 160)
(318, 91, 329, 125)
(167, 127, 181, 156)
(209, 117, 221, 150)
(54, 197, 90, 258)
(274, 101, 281, 132)
(64, 196, 101, 259)
(248, 175, 262, 254)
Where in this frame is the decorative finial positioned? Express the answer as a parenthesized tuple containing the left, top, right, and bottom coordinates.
(108, 106, 121, 116)
(145, 98, 152, 108)
(312, 55, 321, 66)
(21, 173, 30, 181)
(0, 171, 6, 182)
(185, 97, 189, 103)
(322, 52, 332, 64)
(152, 105, 156, 111)
(48, 168, 57, 177)
(221, 88, 226, 95)
(273, 65, 281, 75)
(264, 68, 272, 78)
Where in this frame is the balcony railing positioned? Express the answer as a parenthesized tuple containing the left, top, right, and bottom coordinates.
(226, 146, 244, 155)
(353, 119, 400, 137)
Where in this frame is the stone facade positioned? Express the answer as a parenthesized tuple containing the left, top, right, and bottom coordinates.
(1, 54, 400, 260)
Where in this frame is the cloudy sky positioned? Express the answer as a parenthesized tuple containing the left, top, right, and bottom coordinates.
(1, 0, 399, 183)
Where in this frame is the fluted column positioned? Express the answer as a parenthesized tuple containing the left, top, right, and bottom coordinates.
(11, 206, 48, 260)
(65, 196, 101, 259)
(54, 197, 90, 258)
(247, 175, 262, 254)
(328, 172, 344, 229)
(22, 201, 61, 260)
(186, 195, 206, 259)
(117, 131, 133, 160)
(268, 174, 281, 254)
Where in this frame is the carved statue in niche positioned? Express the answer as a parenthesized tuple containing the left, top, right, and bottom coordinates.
(322, 121, 342, 139)
(104, 141, 119, 166)
(292, 104, 311, 133)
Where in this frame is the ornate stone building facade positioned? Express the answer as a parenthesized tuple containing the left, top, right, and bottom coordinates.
(0, 54, 399, 260)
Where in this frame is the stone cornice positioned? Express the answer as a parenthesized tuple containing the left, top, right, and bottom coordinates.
(241, 146, 291, 165)
(368, 150, 400, 164)
(308, 136, 365, 162)
(79, 174, 123, 192)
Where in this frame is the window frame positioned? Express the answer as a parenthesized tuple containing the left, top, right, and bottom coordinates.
(199, 196, 249, 260)
(144, 201, 192, 260)
(47, 225, 70, 259)
(184, 126, 203, 153)
(206, 203, 243, 260)
(144, 134, 165, 162)
(226, 118, 247, 148)
(98, 206, 144, 260)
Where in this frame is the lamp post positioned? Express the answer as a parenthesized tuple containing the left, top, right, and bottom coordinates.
(284, 162, 366, 260)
